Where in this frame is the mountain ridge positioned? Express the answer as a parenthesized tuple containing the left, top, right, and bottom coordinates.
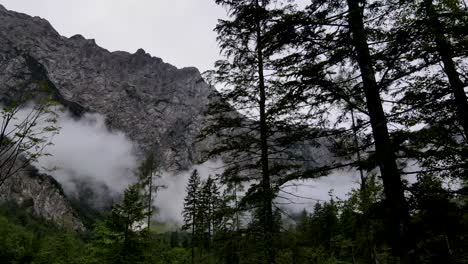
(0, 4, 215, 170)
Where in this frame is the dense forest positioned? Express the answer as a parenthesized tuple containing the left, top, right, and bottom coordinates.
(1, 0, 468, 263)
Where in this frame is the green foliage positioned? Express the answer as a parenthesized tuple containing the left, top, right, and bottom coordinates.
(159, 247, 191, 264)
(0, 215, 34, 263)
(138, 152, 165, 230)
(182, 169, 201, 233)
(0, 80, 61, 186)
(86, 184, 149, 264)
(0, 202, 87, 264)
(33, 233, 86, 264)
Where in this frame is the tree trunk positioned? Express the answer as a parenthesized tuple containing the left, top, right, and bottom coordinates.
(351, 109, 366, 191)
(123, 218, 130, 262)
(234, 183, 240, 233)
(147, 163, 153, 233)
(424, 0, 468, 141)
(346, 0, 411, 262)
(191, 211, 195, 264)
(351, 110, 378, 264)
(208, 197, 212, 249)
(255, 0, 275, 263)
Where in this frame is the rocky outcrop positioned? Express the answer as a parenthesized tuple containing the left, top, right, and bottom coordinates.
(0, 165, 85, 231)
(0, 4, 215, 170)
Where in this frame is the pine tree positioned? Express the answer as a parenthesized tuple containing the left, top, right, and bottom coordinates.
(90, 183, 147, 264)
(138, 152, 164, 233)
(344, 1, 411, 261)
(258, 1, 414, 260)
(204, 1, 320, 262)
(378, 0, 468, 182)
(423, 0, 468, 140)
(198, 176, 222, 250)
(203, 0, 468, 263)
(182, 169, 201, 264)
(113, 184, 147, 263)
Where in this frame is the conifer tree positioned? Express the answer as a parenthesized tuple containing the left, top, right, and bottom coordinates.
(114, 184, 147, 261)
(91, 183, 147, 264)
(198, 176, 222, 250)
(258, 0, 420, 261)
(182, 169, 201, 264)
(205, 0, 278, 259)
(138, 152, 164, 232)
(423, 0, 468, 139)
(204, 1, 323, 261)
(252, 1, 413, 260)
(344, 1, 411, 261)
(203, 0, 468, 263)
(378, 0, 468, 181)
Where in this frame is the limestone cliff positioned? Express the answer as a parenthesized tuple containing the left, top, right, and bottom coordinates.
(0, 4, 215, 171)
(0, 165, 85, 231)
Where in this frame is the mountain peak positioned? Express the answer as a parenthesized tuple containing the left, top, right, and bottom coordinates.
(135, 48, 146, 55)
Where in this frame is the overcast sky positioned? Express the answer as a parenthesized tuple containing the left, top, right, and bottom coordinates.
(0, 0, 225, 72)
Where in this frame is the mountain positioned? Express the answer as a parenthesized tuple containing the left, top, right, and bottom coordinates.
(0, 4, 214, 171)
(0, 4, 216, 228)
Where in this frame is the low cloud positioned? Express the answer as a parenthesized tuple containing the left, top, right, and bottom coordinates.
(36, 110, 138, 197)
(155, 159, 361, 225)
(277, 168, 361, 214)
(12, 106, 360, 225)
(154, 160, 224, 224)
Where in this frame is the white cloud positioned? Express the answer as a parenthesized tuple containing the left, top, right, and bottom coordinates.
(277, 168, 361, 214)
(12, 106, 360, 225)
(36, 111, 138, 195)
(155, 159, 224, 224)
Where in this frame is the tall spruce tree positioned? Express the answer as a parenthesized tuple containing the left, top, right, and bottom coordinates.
(262, 0, 415, 261)
(199, 176, 221, 249)
(138, 152, 164, 233)
(203, 0, 468, 263)
(423, 0, 468, 140)
(345, 1, 411, 261)
(205, 1, 280, 263)
(91, 184, 147, 264)
(204, 1, 333, 261)
(379, 0, 468, 181)
(182, 169, 201, 264)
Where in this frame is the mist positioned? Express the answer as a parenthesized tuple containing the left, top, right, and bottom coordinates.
(28, 107, 227, 223)
(277, 168, 361, 215)
(11, 106, 359, 225)
(155, 160, 224, 224)
(36, 110, 138, 197)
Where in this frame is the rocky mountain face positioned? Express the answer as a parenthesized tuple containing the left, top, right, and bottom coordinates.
(0, 165, 85, 231)
(0, 4, 215, 171)
(0, 5, 216, 228)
